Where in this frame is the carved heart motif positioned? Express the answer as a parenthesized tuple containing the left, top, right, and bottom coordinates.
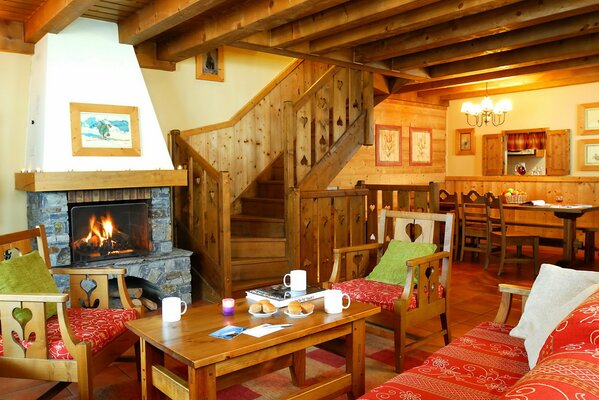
(79, 278, 100, 308)
(303, 258, 312, 268)
(369, 204, 376, 213)
(336, 116, 344, 126)
(405, 223, 423, 241)
(337, 79, 344, 90)
(352, 253, 363, 268)
(300, 116, 309, 127)
(319, 135, 327, 146)
(300, 155, 309, 166)
(11, 330, 36, 352)
(352, 99, 359, 109)
(12, 307, 32, 326)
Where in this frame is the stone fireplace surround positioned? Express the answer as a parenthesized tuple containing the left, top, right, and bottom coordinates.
(27, 186, 192, 305)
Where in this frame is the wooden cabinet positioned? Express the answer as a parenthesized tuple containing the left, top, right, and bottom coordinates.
(546, 129, 570, 176)
(482, 134, 505, 176)
(482, 129, 569, 176)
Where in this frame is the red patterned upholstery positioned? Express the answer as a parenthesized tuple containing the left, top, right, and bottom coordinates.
(0, 307, 136, 359)
(331, 278, 444, 312)
(360, 322, 529, 400)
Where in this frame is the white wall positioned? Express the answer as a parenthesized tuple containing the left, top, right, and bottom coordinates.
(446, 82, 599, 176)
(0, 52, 30, 233)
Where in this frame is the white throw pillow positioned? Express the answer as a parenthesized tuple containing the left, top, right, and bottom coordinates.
(509, 263, 599, 368)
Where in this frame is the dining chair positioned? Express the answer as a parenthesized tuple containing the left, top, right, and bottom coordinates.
(439, 189, 460, 260)
(486, 193, 540, 276)
(460, 190, 495, 268)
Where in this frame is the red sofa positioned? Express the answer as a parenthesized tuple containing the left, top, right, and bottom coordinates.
(360, 284, 599, 400)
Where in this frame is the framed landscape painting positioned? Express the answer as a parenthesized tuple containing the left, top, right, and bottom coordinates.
(409, 127, 432, 166)
(375, 124, 402, 166)
(70, 103, 140, 157)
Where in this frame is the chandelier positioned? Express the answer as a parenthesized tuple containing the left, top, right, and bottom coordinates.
(461, 84, 512, 127)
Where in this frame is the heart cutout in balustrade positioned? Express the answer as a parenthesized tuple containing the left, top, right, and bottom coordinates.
(352, 253, 364, 269)
(11, 330, 37, 351)
(368, 204, 376, 213)
(405, 223, 423, 241)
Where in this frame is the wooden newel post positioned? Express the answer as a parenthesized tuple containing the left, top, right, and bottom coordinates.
(362, 71, 374, 146)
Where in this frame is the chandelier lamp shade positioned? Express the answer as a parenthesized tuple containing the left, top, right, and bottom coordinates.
(461, 85, 512, 127)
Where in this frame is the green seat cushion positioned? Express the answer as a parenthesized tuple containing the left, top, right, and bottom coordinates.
(0, 250, 59, 323)
(366, 240, 437, 285)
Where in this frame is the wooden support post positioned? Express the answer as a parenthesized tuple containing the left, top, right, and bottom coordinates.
(218, 171, 232, 299)
(362, 71, 374, 146)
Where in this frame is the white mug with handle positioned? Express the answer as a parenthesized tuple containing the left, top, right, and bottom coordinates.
(162, 297, 188, 322)
(324, 289, 351, 314)
(283, 269, 307, 292)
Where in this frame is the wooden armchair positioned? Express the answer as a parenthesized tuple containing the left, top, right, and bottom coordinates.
(326, 210, 453, 372)
(0, 225, 142, 399)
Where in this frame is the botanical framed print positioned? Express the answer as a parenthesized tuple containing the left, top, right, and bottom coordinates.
(375, 124, 402, 166)
(578, 139, 599, 171)
(196, 47, 224, 82)
(456, 128, 475, 155)
(70, 103, 140, 157)
(409, 127, 432, 166)
(578, 102, 599, 135)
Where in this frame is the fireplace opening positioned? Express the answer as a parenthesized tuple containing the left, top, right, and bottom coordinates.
(69, 201, 150, 265)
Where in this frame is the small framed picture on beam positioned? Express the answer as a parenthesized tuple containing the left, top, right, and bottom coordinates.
(196, 47, 224, 82)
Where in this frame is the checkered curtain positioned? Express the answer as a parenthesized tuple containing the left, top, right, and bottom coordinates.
(506, 132, 546, 151)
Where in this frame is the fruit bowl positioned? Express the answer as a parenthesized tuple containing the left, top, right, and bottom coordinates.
(503, 194, 527, 204)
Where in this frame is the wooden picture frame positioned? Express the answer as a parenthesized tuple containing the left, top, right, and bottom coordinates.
(375, 124, 402, 166)
(195, 47, 224, 82)
(409, 127, 432, 166)
(70, 103, 140, 157)
(578, 102, 599, 135)
(456, 128, 475, 155)
(578, 139, 599, 171)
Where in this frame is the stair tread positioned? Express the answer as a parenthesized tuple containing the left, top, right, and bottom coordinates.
(241, 197, 283, 203)
(232, 257, 287, 264)
(231, 214, 284, 222)
(231, 236, 286, 242)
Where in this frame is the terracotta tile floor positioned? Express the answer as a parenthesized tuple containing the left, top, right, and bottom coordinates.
(1, 247, 596, 399)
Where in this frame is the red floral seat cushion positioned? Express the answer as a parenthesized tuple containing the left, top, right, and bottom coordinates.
(0, 307, 136, 359)
(331, 278, 443, 312)
(360, 322, 529, 400)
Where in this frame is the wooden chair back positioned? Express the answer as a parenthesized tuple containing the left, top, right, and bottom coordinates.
(0, 225, 51, 266)
(460, 190, 493, 267)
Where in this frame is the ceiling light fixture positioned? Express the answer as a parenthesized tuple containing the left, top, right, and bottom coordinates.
(461, 83, 512, 127)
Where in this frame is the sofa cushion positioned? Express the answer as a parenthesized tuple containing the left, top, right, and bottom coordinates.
(0, 307, 136, 359)
(331, 278, 443, 312)
(360, 322, 529, 400)
(365, 240, 437, 285)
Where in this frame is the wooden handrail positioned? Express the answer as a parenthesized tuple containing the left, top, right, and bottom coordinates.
(300, 188, 368, 199)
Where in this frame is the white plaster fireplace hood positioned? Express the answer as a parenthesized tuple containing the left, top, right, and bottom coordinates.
(25, 18, 173, 173)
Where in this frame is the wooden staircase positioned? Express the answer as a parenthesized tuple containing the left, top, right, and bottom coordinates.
(231, 157, 287, 297)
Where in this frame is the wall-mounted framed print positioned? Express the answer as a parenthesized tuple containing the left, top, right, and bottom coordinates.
(456, 128, 475, 155)
(409, 127, 432, 166)
(578, 139, 599, 171)
(196, 47, 224, 82)
(70, 103, 140, 157)
(578, 102, 599, 135)
(375, 124, 402, 166)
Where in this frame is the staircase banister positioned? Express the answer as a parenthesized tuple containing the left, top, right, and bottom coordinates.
(172, 130, 221, 178)
(300, 188, 368, 199)
(292, 66, 342, 112)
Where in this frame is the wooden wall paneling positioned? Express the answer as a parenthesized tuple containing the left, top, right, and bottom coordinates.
(205, 176, 219, 262)
(254, 99, 267, 173)
(315, 83, 331, 164)
(233, 123, 244, 199)
(349, 69, 362, 126)
(295, 103, 312, 183)
(333, 196, 348, 249)
(333, 68, 348, 142)
(300, 198, 316, 284)
(269, 85, 283, 154)
(317, 197, 333, 284)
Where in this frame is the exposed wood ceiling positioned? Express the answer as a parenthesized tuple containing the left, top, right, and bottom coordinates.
(2, 0, 599, 102)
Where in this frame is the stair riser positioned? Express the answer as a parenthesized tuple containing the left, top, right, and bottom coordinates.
(241, 200, 284, 218)
(271, 166, 284, 180)
(232, 240, 286, 258)
(232, 260, 288, 281)
(258, 183, 284, 198)
(231, 220, 285, 237)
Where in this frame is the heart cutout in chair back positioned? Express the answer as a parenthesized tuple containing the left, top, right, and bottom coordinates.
(352, 253, 364, 277)
(11, 330, 37, 351)
(405, 223, 423, 242)
(12, 307, 32, 326)
(79, 278, 100, 308)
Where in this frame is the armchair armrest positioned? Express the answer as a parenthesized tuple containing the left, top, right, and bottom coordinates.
(494, 284, 531, 324)
(327, 243, 382, 285)
(0, 292, 68, 302)
(399, 251, 451, 304)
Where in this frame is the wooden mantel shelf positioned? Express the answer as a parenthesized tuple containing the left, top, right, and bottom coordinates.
(15, 170, 188, 192)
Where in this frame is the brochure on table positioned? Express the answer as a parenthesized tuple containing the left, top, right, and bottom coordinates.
(246, 284, 328, 307)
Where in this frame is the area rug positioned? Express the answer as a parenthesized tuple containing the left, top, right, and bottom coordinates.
(83, 333, 431, 399)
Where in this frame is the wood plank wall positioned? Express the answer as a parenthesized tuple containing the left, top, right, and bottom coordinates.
(182, 60, 330, 200)
(331, 96, 447, 188)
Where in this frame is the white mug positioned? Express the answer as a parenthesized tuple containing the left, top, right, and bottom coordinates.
(324, 289, 351, 314)
(162, 297, 188, 322)
(283, 269, 307, 292)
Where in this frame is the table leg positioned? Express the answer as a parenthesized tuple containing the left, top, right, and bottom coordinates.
(289, 349, 306, 387)
(188, 365, 217, 400)
(140, 339, 165, 400)
(556, 214, 578, 264)
(346, 319, 366, 399)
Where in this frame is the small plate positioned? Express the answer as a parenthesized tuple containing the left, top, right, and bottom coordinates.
(249, 309, 277, 318)
(284, 310, 313, 319)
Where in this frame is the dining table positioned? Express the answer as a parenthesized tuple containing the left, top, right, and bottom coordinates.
(504, 203, 599, 266)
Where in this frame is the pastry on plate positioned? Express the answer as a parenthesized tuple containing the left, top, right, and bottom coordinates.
(287, 300, 302, 315)
(300, 302, 314, 314)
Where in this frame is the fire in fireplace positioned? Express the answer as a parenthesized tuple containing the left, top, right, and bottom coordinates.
(69, 201, 150, 265)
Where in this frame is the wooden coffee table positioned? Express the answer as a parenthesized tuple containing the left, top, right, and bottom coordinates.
(126, 298, 380, 400)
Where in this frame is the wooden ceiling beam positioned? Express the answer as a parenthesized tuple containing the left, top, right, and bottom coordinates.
(0, 20, 34, 53)
(390, 11, 599, 71)
(24, 0, 96, 43)
(356, 0, 599, 63)
(134, 42, 176, 71)
(118, 0, 232, 46)
(429, 34, 599, 78)
(307, 0, 521, 55)
(263, 0, 437, 49)
(156, 0, 349, 62)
